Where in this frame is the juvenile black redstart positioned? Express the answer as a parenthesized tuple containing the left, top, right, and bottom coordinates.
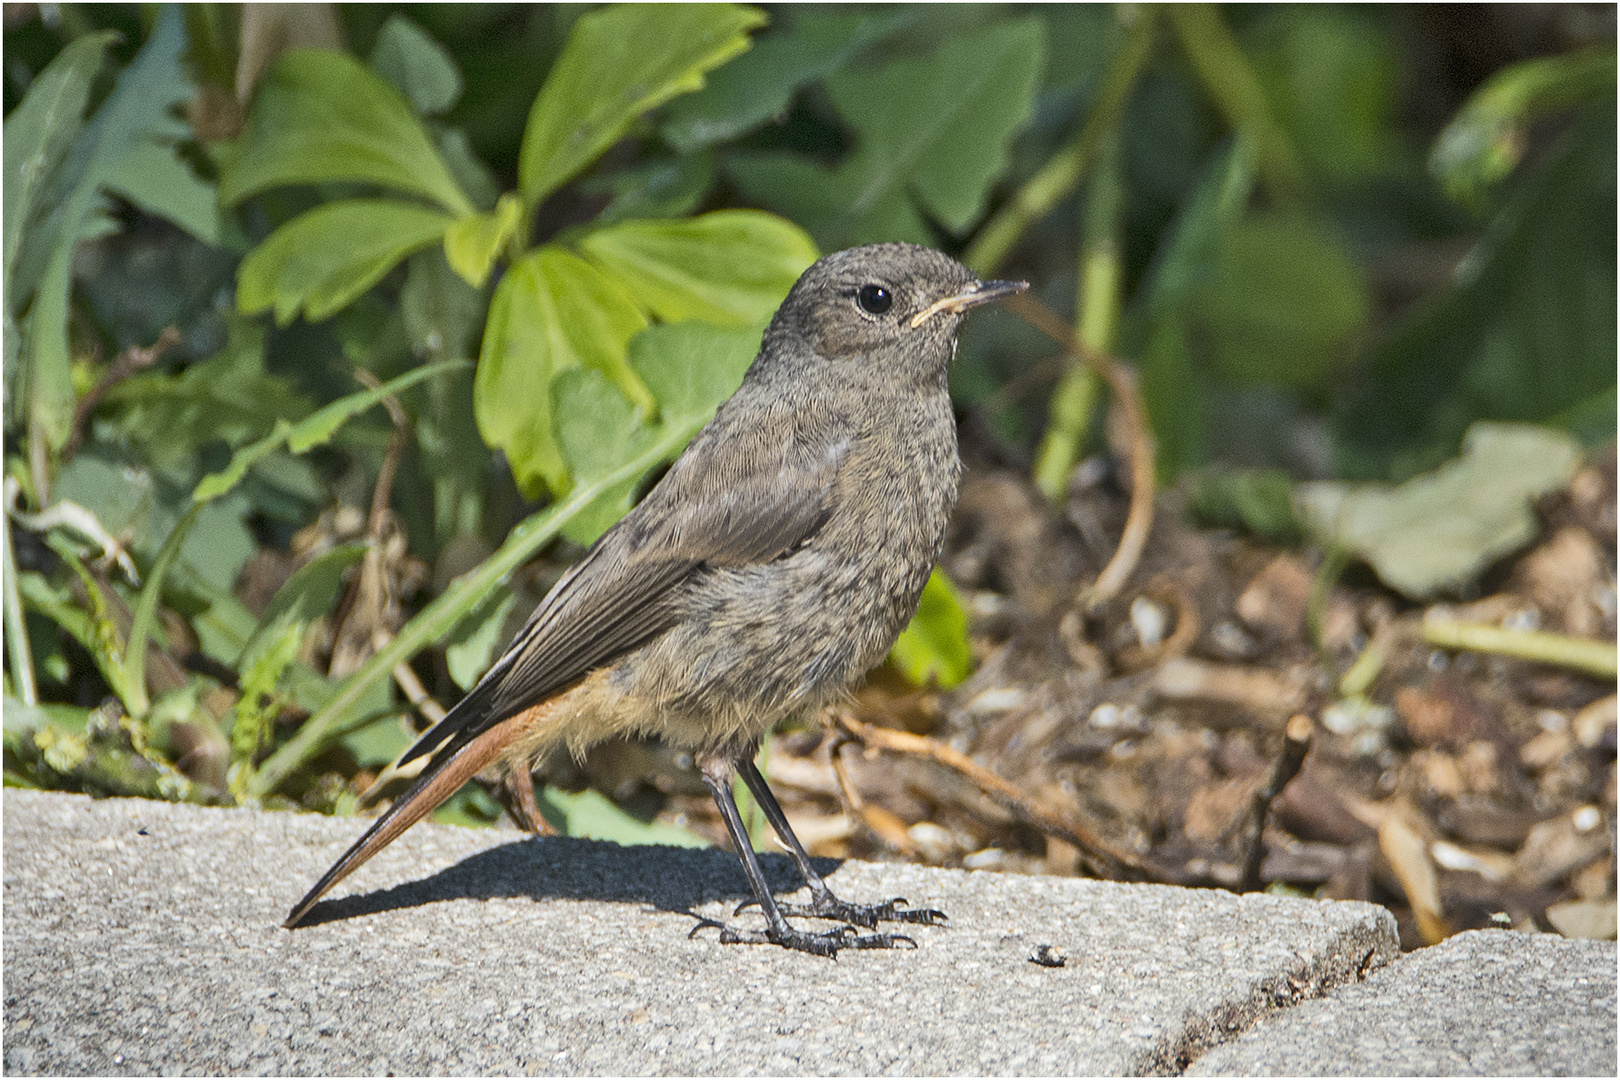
(285, 243, 1026, 956)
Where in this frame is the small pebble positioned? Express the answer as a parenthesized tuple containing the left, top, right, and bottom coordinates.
(1029, 944, 1066, 968)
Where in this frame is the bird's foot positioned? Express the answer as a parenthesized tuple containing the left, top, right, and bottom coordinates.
(689, 916, 916, 958)
(735, 893, 946, 929)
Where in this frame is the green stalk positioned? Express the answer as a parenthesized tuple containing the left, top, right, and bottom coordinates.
(1423, 618, 1617, 681)
(963, 6, 1156, 277)
(1032, 127, 1124, 503)
(3, 508, 38, 705)
(248, 422, 707, 798)
(1167, 4, 1310, 208)
(121, 502, 201, 718)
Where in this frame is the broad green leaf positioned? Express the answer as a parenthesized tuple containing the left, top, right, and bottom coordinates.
(727, 18, 1044, 247)
(443, 192, 521, 288)
(1192, 214, 1369, 390)
(219, 49, 472, 215)
(1334, 98, 1616, 479)
(193, 359, 466, 503)
(577, 210, 816, 327)
(101, 137, 223, 247)
(1245, 7, 1404, 186)
(237, 198, 455, 325)
(659, 10, 906, 152)
(369, 14, 463, 117)
(538, 785, 708, 847)
(475, 246, 652, 497)
(14, 7, 192, 451)
(588, 153, 715, 226)
(552, 370, 653, 545)
(252, 321, 760, 797)
(1430, 46, 1615, 209)
(518, 3, 765, 212)
(2, 30, 114, 310)
(629, 319, 759, 421)
(890, 569, 972, 689)
(1296, 423, 1583, 599)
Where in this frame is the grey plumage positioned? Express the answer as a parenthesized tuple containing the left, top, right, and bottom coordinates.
(285, 243, 1026, 955)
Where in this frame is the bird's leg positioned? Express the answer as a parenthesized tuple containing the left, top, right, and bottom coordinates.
(692, 759, 916, 957)
(736, 758, 945, 928)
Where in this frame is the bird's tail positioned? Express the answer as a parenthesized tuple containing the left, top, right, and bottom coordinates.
(283, 708, 535, 928)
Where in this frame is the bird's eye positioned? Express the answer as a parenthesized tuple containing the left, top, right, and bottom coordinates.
(856, 284, 893, 316)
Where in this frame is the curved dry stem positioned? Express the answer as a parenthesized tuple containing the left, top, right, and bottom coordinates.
(1007, 292, 1156, 612)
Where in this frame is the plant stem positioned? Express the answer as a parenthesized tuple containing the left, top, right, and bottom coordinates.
(963, 6, 1156, 277)
(3, 507, 38, 706)
(1032, 126, 1123, 503)
(1167, 4, 1310, 208)
(1422, 617, 1617, 681)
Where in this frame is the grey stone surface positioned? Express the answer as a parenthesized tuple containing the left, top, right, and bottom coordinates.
(3, 789, 1399, 1075)
(1189, 928, 1616, 1077)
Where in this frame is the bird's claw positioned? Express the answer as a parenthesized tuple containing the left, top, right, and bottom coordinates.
(734, 894, 946, 929)
(693, 916, 915, 957)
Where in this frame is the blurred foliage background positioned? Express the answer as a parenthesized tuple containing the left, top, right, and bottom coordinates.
(3, 3, 1614, 840)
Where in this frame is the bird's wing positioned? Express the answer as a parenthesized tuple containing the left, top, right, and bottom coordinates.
(397, 433, 846, 768)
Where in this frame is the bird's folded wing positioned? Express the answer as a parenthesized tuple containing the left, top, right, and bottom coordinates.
(397, 436, 846, 768)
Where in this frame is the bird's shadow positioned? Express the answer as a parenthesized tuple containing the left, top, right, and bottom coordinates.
(291, 834, 843, 929)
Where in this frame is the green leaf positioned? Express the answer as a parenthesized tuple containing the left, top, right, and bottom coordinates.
(1192, 213, 1370, 390)
(1186, 466, 1302, 544)
(193, 358, 466, 503)
(1430, 46, 1615, 209)
(219, 49, 472, 215)
(518, 3, 765, 213)
(1245, 7, 1404, 186)
(2, 30, 114, 311)
(444, 588, 517, 691)
(1335, 97, 1616, 479)
(629, 319, 759, 422)
(727, 18, 1044, 247)
(442, 192, 521, 289)
(13, 8, 193, 451)
(101, 138, 224, 247)
(587, 153, 715, 226)
(659, 9, 906, 152)
(474, 246, 652, 497)
(369, 14, 463, 117)
(537, 785, 708, 848)
(890, 569, 972, 689)
(239, 543, 367, 664)
(1296, 423, 1583, 600)
(236, 198, 455, 325)
(577, 210, 816, 327)
(552, 370, 653, 546)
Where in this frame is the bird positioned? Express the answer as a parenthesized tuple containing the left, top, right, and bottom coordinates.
(284, 242, 1027, 956)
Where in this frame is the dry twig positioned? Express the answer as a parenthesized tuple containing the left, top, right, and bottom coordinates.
(1005, 293, 1156, 611)
(1240, 713, 1315, 893)
(67, 327, 181, 457)
(829, 708, 1162, 881)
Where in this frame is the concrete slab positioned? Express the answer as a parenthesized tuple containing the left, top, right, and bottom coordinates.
(1188, 928, 1616, 1077)
(3, 790, 1399, 1075)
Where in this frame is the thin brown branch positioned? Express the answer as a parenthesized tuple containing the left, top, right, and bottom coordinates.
(66, 327, 181, 457)
(829, 709, 1163, 881)
(1005, 293, 1155, 611)
(1240, 713, 1315, 893)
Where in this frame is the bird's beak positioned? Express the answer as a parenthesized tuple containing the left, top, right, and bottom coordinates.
(910, 278, 1029, 328)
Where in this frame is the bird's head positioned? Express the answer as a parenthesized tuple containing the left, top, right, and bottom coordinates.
(764, 243, 1027, 383)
